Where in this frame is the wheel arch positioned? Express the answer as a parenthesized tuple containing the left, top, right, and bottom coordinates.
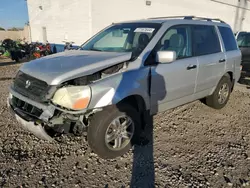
(225, 71, 234, 91)
(117, 94, 150, 129)
(209, 72, 234, 96)
(118, 95, 146, 113)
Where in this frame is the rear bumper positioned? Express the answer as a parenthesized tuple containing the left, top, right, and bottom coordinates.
(7, 93, 54, 142)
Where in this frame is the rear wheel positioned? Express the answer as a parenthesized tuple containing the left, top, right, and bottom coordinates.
(205, 74, 232, 109)
(14, 57, 19, 62)
(87, 104, 140, 159)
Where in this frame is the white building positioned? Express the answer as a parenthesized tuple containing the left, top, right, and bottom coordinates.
(27, 0, 250, 46)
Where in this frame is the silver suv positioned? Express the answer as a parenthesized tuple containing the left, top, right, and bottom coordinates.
(8, 16, 241, 159)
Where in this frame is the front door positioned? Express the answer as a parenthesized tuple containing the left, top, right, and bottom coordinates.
(149, 25, 198, 114)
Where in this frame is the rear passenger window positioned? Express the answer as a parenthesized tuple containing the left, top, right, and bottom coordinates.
(193, 25, 221, 56)
(218, 26, 238, 51)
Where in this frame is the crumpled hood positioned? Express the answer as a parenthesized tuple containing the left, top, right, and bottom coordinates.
(20, 50, 132, 85)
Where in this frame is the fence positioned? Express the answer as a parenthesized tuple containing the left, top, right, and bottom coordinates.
(0, 25, 31, 42)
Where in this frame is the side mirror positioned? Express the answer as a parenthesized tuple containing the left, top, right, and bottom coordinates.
(156, 51, 176, 64)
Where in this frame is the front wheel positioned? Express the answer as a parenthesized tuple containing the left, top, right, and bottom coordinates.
(87, 104, 140, 159)
(205, 74, 232, 109)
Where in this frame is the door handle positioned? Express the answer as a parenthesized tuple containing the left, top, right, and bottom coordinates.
(187, 65, 197, 70)
(219, 59, 226, 63)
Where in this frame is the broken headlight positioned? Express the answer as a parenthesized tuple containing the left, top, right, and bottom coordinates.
(52, 86, 91, 110)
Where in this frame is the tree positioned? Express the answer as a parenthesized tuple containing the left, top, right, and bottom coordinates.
(7, 27, 23, 31)
(8, 27, 18, 31)
(0, 27, 5, 31)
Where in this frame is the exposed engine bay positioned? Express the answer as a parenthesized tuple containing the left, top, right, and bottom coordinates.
(40, 62, 127, 137)
(67, 62, 126, 86)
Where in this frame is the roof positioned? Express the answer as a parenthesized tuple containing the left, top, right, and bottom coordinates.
(116, 16, 229, 27)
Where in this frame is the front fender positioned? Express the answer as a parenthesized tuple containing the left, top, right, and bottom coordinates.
(88, 67, 150, 110)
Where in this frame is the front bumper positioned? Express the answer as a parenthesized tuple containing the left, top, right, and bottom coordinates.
(7, 88, 54, 141)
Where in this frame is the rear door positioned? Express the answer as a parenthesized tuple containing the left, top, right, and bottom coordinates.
(193, 25, 226, 94)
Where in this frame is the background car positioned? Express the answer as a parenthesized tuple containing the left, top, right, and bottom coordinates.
(236, 31, 250, 78)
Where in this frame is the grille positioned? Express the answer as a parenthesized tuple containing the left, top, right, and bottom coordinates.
(13, 71, 49, 102)
(12, 96, 43, 118)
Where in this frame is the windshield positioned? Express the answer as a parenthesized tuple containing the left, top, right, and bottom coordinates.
(80, 23, 161, 58)
(237, 33, 250, 47)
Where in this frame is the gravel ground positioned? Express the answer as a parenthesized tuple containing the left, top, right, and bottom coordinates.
(0, 57, 250, 188)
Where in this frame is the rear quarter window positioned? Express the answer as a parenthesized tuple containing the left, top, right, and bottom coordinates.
(218, 26, 238, 51)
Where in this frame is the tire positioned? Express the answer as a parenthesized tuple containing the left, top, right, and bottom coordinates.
(14, 57, 19, 62)
(205, 74, 232, 109)
(87, 104, 141, 159)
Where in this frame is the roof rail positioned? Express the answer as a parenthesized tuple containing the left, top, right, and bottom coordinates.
(148, 16, 194, 20)
(191, 16, 225, 23)
(148, 16, 225, 23)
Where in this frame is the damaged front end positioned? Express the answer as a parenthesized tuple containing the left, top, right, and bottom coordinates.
(8, 62, 127, 141)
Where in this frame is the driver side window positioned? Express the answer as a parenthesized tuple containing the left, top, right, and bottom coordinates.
(156, 25, 192, 59)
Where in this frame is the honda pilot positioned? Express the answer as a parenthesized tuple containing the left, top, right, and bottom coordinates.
(8, 16, 241, 159)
